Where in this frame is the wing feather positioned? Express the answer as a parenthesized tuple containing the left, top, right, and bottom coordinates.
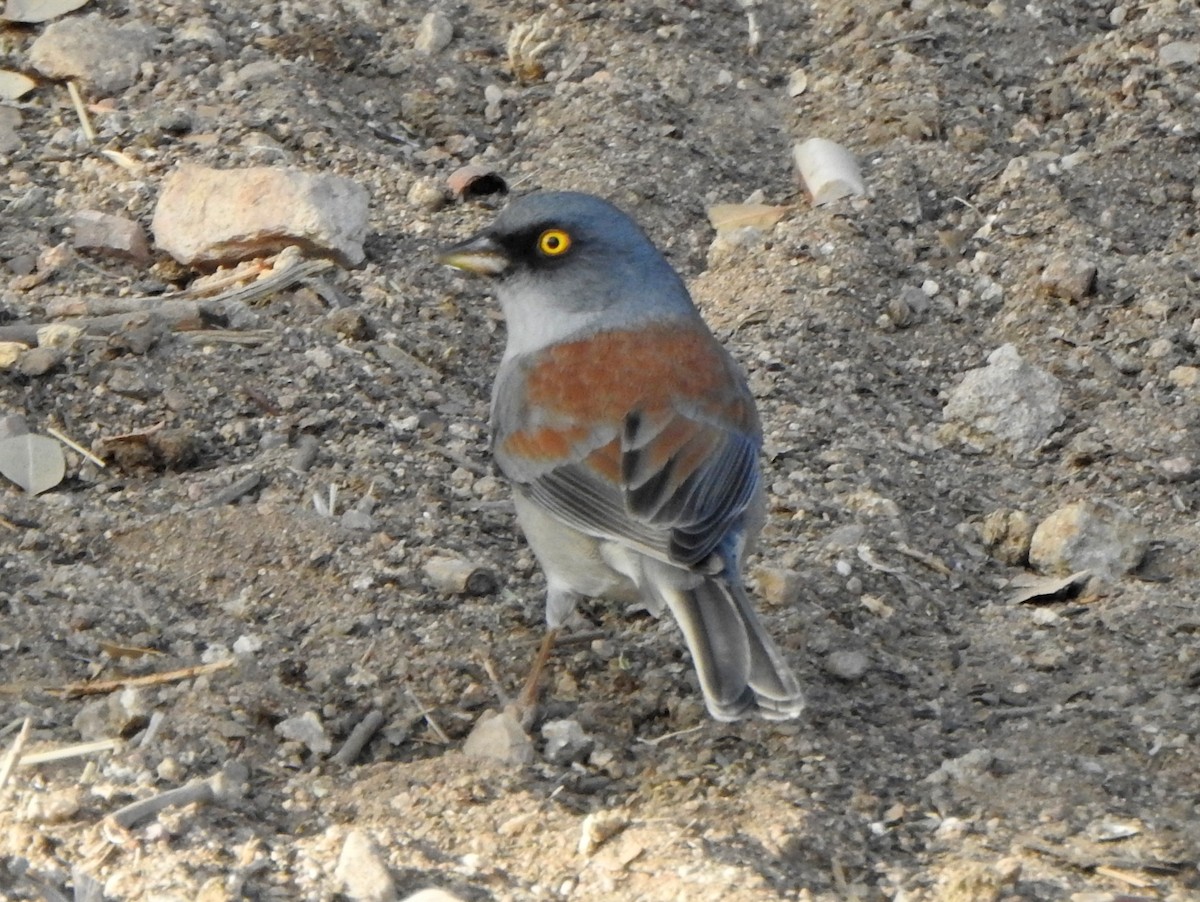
(491, 325, 762, 570)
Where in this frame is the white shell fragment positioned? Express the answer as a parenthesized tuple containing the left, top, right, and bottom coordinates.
(793, 138, 866, 205)
(0, 69, 37, 100)
(1, 0, 89, 23)
(786, 68, 808, 97)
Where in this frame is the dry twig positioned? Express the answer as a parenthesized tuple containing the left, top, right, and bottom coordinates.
(406, 688, 449, 743)
(54, 658, 235, 698)
(66, 81, 96, 143)
(331, 709, 385, 767)
(46, 426, 107, 469)
(0, 717, 32, 793)
(16, 738, 121, 767)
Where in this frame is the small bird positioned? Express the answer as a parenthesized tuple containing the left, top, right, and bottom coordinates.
(440, 191, 803, 721)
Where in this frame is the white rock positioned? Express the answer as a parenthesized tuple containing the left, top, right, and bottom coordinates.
(402, 891, 466, 902)
(152, 165, 369, 267)
(541, 718, 592, 764)
(1029, 499, 1148, 578)
(415, 13, 454, 54)
(274, 711, 332, 755)
(336, 830, 396, 902)
(786, 68, 808, 97)
(232, 634, 264, 654)
(942, 344, 1065, 453)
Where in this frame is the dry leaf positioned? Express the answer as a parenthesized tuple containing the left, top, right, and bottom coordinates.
(1007, 570, 1092, 605)
(0, 433, 66, 495)
(706, 203, 789, 234)
(0, 70, 37, 100)
(1, 0, 89, 23)
(98, 640, 165, 660)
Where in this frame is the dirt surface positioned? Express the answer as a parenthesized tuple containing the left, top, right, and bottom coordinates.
(2, 1, 1199, 900)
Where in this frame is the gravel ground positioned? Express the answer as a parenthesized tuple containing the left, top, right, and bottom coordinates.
(2, 1, 1198, 900)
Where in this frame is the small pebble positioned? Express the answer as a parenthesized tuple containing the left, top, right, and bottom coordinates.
(274, 711, 332, 756)
(415, 12, 454, 54)
(407, 178, 446, 212)
(1040, 253, 1097, 301)
(824, 649, 869, 681)
(541, 718, 592, 765)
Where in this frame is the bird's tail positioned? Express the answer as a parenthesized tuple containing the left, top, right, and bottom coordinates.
(644, 560, 804, 721)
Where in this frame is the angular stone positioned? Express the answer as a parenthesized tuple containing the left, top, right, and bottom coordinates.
(336, 830, 396, 902)
(71, 210, 151, 263)
(463, 708, 533, 765)
(942, 344, 1065, 454)
(152, 165, 369, 267)
(0, 106, 22, 153)
(541, 718, 592, 765)
(274, 711, 332, 755)
(29, 14, 157, 95)
(1039, 253, 1096, 301)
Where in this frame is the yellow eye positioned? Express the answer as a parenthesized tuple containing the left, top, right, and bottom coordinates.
(537, 228, 571, 256)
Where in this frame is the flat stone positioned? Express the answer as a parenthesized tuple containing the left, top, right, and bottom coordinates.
(0, 106, 22, 153)
(71, 210, 151, 263)
(1160, 41, 1200, 68)
(152, 165, 369, 267)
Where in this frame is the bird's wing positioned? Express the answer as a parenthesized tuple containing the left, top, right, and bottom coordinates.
(492, 323, 761, 568)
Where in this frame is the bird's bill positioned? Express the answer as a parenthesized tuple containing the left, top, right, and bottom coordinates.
(438, 233, 510, 276)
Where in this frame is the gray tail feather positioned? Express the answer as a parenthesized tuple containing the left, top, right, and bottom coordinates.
(646, 562, 804, 722)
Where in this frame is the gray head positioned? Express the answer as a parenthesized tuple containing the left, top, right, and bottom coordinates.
(439, 191, 696, 322)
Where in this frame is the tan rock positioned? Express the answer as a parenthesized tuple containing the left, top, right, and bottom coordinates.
(152, 165, 369, 267)
(1029, 500, 1148, 578)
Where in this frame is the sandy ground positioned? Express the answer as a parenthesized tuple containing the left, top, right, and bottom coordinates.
(2, 1, 1198, 899)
